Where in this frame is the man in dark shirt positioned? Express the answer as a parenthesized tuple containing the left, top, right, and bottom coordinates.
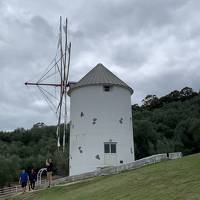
(29, 169, 37, 190)
(46, 158, 53, 188)
(19, 169, 29, 193)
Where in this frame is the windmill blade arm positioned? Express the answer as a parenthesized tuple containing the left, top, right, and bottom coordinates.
(25, 82, 61, 87)
(65, 42, 71, 84)
(56, 90, 64, 113)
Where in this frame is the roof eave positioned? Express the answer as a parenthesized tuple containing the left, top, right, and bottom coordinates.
(68, 83, 134, 96)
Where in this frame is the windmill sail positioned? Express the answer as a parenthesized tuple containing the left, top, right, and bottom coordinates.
(25, 16, 71, 152)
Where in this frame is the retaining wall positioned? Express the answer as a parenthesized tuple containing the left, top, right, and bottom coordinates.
(49, 152, 182, 187)
(168, 152, 182, 160)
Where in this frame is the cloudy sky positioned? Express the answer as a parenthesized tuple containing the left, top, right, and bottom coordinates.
(0, 0, 200, 130)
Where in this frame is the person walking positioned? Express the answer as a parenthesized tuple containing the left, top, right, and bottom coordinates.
(19, 169, 29, 194)
(29, 169, 37, 190)
(46, 158, 53, 188)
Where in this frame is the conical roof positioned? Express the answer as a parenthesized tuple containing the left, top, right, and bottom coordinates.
(68, 63, 133, 95)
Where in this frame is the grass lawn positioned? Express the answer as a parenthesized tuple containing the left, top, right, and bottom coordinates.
(6, 153, 200, 200)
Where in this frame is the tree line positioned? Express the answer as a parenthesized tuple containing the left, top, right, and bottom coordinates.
(133, 87, 200, 159)
(0, 86, 200, 187)
(0, 125, 69, 187)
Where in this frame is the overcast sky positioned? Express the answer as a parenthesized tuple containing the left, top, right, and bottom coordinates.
(0, 0, 200, 130)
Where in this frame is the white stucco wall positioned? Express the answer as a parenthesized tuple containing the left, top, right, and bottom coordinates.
(69, 85, 135, 176)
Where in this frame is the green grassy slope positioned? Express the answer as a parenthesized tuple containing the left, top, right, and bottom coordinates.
(8, 154, 200, 200)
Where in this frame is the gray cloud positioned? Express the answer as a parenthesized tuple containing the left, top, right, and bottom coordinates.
(0, 0, 200, 130)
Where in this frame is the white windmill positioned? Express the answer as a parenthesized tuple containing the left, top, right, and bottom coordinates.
(68, 63, 135, 175)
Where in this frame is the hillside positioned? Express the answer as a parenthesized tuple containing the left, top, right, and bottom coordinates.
(8, 154, 200, 200)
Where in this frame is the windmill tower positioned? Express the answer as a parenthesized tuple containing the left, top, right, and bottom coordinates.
(68, 63, 135, 176)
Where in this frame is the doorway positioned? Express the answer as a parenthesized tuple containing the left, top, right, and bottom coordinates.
(104, 142, 117, 166)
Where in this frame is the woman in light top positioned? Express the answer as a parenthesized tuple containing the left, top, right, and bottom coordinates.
(46, 158, 53, 188)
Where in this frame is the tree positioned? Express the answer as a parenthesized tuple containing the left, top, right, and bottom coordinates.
(160, 90, 181, 103)
(33, 122, 46, 128)
(132, 104, 140, 112)
(180, 87, 193, 97)
(142, 95, 162, 109)
(133, 120, 157, 159)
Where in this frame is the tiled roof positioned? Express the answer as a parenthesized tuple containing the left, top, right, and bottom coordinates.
(68, 63, 133, 95)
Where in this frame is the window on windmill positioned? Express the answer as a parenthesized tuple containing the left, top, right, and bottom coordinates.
(95, 154, 100, 160)
(92, 118, 97, 125)
(111, 144, 116, 153)
(78, 146, 83, 153)
(104, 144, 110, 153)
(119, 117, 123, 124)
(103, 85, 111, 92)
(104, 142, 117, 153)
(130, 148, 133, 154)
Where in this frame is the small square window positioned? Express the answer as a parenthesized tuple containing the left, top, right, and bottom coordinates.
(103, 85, 111, 92)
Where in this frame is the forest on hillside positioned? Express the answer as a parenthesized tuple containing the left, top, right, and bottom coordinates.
(0, 125, 69, 188)
(0, 87, 200, 187)
(133, 87, 200, 159)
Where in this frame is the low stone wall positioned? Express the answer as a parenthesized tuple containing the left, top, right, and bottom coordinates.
(95, 153, 168, 176)
(40, 152, 182, 188)
(168, 152, 182, 160)
(47, 153, 168, 187)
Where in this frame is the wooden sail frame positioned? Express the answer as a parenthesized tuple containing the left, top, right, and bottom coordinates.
(25, 16, 71, 152)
